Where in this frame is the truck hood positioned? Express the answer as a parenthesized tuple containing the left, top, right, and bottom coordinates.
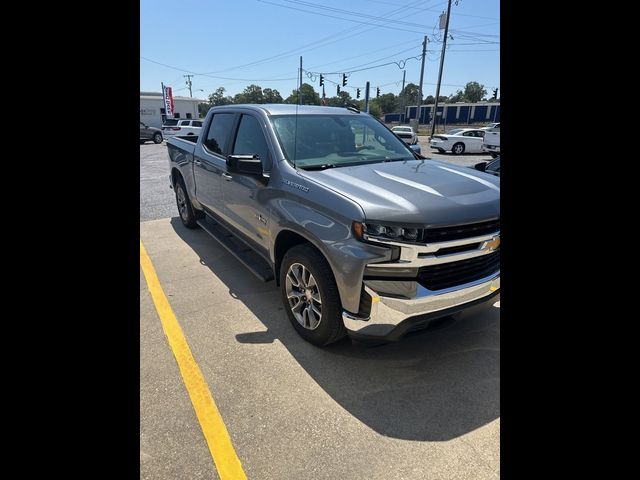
(300, 159, 500, 225)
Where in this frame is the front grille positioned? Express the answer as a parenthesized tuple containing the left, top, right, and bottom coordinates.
(418, 249, 499, 291)
(421, 219, 499, 243)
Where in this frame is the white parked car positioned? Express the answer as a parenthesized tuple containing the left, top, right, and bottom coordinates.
(391, 125, 418, 145)
(429, 128, 486, 155)
(162, 118, 203, 137)
(480, 122, 500, 131)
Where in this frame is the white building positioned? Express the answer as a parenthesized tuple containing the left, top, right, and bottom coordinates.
(139, 91, 205, 128)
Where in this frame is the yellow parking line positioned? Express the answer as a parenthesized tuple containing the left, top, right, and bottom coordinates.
(140, 239, 247, 480)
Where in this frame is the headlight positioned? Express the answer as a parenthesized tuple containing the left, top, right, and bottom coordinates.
(352, 221, 423, 243)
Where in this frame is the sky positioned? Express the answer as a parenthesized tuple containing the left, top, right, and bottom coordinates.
(140, 0, 499, 103)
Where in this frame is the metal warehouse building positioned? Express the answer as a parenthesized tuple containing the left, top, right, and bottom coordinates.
(139, 92, 204, 128)
(384, 102, 500, 125)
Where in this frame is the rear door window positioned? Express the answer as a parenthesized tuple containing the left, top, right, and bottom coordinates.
(204, 113, 235, 156)
(193, 121, 203, 127)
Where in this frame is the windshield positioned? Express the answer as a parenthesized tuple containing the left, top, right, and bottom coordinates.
(270, 114, 415, 169)
(163, 119, 179, 126)
(393, 127, 411, 132)
(446, 128, 464, 135)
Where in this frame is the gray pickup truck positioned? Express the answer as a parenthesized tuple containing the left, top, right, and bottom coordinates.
(167, 104, 500, 346)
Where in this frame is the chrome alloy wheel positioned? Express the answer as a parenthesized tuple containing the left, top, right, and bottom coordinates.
(176, 185, 187, 221)
(285, 263, 322, 330)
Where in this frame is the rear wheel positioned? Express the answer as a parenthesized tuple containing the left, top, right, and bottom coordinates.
(153, 132, 163, 144)
(452, 142, 465, 155)
(280, 244, 346, 346)
(174, 178, 200, 229)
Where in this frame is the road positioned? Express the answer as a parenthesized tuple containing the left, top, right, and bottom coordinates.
(140, 141, 500, 479)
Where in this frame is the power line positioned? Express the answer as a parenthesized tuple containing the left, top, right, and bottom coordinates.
(256, 0, 437, 35)
(140, 56, 297, 81)
(308, 37, 421, 70)
(317, 46, 420, 74)
(196, 0, 429, 75)
(275, 0, 445, 30)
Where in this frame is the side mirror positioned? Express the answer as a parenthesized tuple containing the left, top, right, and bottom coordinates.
(409, 144, 421, 154)
(227, 154, 263, 176)
(474, 161, 488, 172)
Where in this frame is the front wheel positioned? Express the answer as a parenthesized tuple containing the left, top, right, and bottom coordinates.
(153, 133, 163, 144)
(280, 244, 346, 346)
(452, 142, 465, 155)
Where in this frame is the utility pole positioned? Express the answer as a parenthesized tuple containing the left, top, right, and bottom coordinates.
(400, 69, 406, 121)
(299, 56, 303, 105)
(184, 75, 194, 98)
(364, 81, 370, 113)
(417, 35, 427, 123)
(430, 0, 453, 137)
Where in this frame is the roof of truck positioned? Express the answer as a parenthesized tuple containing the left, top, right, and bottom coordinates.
(210, 104, 363, 116)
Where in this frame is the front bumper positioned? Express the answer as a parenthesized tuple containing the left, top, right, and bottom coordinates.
(343, 273, 500, 341)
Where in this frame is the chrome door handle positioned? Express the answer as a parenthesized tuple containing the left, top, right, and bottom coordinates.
(194, 159, 202, 166)
(222, 173, 233, 181)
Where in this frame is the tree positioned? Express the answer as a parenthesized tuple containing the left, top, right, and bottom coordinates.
(367, 100, 383, 118)
(208, 87, 233, 106)
(447, 90, 464, 103)
(284, 83, 321, 105)
(399, 83, 420, 105)
(262, 88, 283, 103)
(376, 93, 398, 114)
(462, 81, 487, 103)
(325, 91, 353, 107)
(198, 103, 210, 117)
(234, 84, 264, 104)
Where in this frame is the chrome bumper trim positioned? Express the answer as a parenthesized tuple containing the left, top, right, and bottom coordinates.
(342, 273, 500, 336)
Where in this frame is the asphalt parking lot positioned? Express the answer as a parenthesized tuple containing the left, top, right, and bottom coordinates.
(140, 141, 500, 479)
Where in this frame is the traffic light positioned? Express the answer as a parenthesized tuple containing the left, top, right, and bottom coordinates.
(342, 74, 347, 86)
(356, 88, 360, 99)
(319, 74, 324, 87)
(376, 87, 380, 98)
(337, 85, 341, 94)
(492, 88, 498, 100)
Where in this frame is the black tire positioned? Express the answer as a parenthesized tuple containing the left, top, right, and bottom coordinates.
(280, 244, 346, 346)
(452, 142, 465, 155)
(174, 177, 200, 229)
(490, 152, 498, 158)
(153, 132, 163, 144)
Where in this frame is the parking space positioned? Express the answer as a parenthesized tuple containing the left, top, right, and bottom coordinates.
(141, 143, 500, 479)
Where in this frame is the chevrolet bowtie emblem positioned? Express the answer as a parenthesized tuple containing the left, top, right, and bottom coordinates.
(481, 236, 500, 251)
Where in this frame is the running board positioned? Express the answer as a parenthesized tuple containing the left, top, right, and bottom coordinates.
(196, 216, 274, 282)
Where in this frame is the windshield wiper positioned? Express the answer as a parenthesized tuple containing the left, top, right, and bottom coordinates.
(300, 163, 336, 171)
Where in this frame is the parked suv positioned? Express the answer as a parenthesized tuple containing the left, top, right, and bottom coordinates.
(140, 121, 163, 144)
(162, 118, 203, 138)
